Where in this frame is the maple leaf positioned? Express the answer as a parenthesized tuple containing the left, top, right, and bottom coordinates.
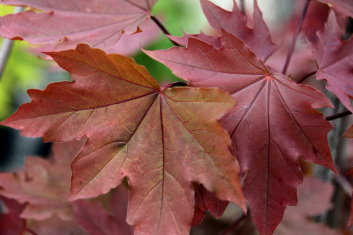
(200, 0, 277, 61)
(0, 141, 84, 221)
(0, 0, 157, 52)
(310, 12, 353, 113)
(73, 186, 133, 235)
(319, 0, 353, 18)
(1, 44, 245, 234)
(146, 31, 336, 235)
(0, 197, 27, 235)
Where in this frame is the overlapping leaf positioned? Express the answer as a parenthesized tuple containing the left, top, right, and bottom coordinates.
(310, 12, 353, 113)
(192, 185, 228, 226)
(200, 0, 277, 61)
(146, 31, 335, 235)
(275, 177, 337, 235)
(1, 44, 245, 235)
(0, 141, 84, 221)
(0, 0, 158, 52)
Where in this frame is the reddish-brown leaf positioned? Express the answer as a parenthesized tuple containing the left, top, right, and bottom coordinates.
(310, 12, 353, 113)
(1, 44, 245, 235)
(0, 0, 157, 52)
(146, 31, 335, 235)
(0, 141, 84, 220)
(319, 0, 353, 18)
(0, 197, 27, 235)
(200, 0, 277, 61)
(73, 186, 133, 235)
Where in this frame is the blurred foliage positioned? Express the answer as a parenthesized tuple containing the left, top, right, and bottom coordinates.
(0, 41, 48, 120)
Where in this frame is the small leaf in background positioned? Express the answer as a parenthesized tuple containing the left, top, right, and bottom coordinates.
(200, 0, 278, 61)
(73, 186, 133, 235)
(0, 140, 85, 220)
(275, 177, 338, 235)
(192, 185, 228, 226)
(0, 0, 158, 53)
(310, 12, 353, 113)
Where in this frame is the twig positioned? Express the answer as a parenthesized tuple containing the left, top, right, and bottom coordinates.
(325, 111, 352, 121)
(151, 16, 181, 47)
(222, 213, 246, 235)
(333, 174, 353, 197)
(0, 7, 24, 81)
(282, 0, 311, 75)
(239, 0, 245, 13)
(297, 71, 316, 83)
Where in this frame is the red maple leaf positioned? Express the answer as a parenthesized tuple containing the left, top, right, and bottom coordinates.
(0, 0, 158, 52)
(146, 31, 336, 235)
(200, 0, 277, 61)
(275, 177, 337, 235)
(1, 44, 245, 234)
(310, 12, 353, 113)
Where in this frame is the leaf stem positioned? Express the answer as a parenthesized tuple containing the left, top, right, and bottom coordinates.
(333, 174, 353, 197)
(282, 0, 311, 75)
(151, 16, 181, 47)
(0, 7, 24, 81)
(325, 111, 352, 121)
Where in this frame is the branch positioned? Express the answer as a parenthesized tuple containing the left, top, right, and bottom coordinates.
(333, 174, 353, 197)
(0, 7, 24, 81)
(282, 0, 311, 75)
(240, 0, 245, 13)
(325, 111, 352, 121)
(151, 16, 181, 47)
